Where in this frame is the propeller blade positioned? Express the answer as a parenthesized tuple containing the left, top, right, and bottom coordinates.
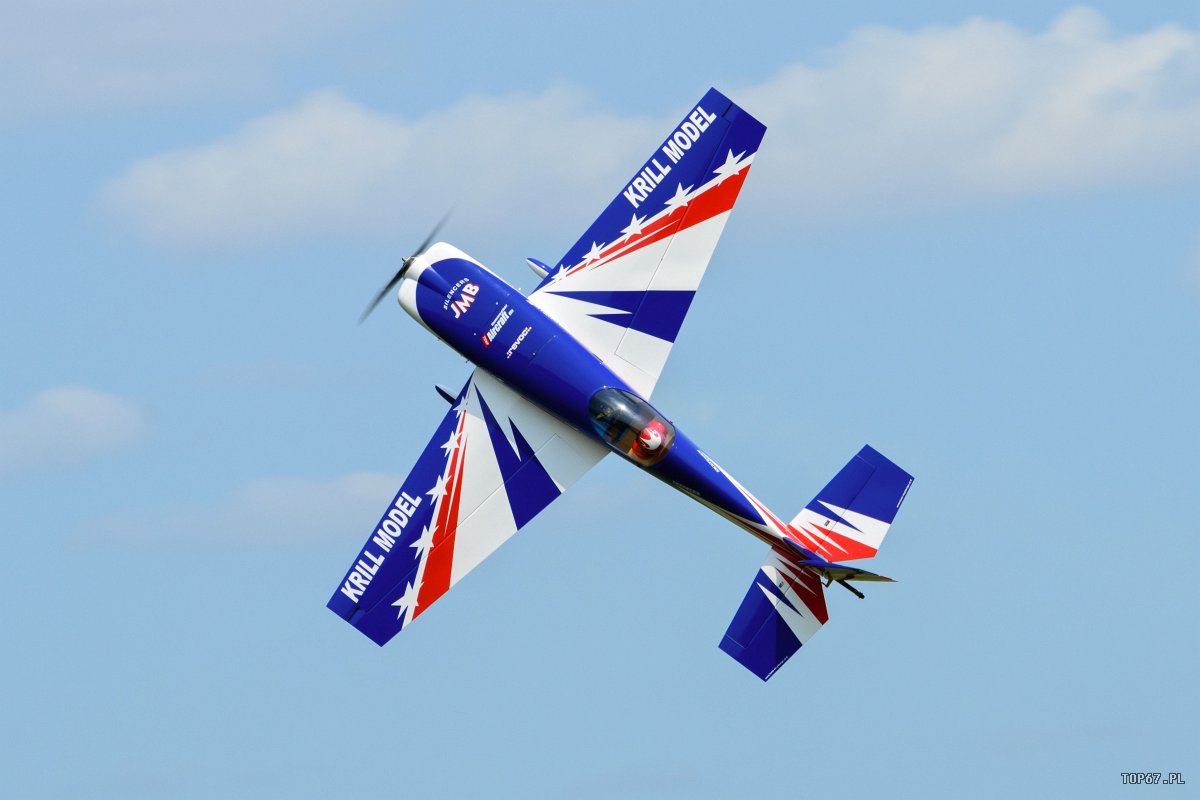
(358, 208, 455, 325)
(359, 259, 410, 324)
(412, 206, 454, 259)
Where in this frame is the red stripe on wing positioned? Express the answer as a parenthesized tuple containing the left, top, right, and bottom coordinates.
(414, 417, 469, 618)
(561, 166, 752, 280)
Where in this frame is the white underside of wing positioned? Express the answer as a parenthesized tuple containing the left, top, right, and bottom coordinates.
(612, 331, 670, 398)
(531, 211, 733, 398)
(446, 370, 606, 586)
(447, 398, 517, 586)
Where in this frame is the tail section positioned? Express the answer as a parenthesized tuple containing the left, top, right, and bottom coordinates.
(787, 445, 913, 561)
(720, 445, 913, 680)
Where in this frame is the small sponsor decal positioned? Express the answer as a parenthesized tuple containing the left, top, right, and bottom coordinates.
(506, 326, 532, 359)
(481, 305, 512, 347)
(450, 283, 480, 318)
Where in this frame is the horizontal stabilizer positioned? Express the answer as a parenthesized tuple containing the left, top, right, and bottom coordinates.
(788, 445, 913, 561)
(719, 547, 828, 681)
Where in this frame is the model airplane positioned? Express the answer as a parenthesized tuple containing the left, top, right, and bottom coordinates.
(327, 88, 914, 680)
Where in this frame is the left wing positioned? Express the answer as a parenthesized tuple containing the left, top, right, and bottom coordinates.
(327, 370, 607, 645)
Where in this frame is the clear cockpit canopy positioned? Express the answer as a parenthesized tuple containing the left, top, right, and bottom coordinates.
(588, 387, 675, 466)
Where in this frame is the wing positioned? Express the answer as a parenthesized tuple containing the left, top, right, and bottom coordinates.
(327, 370, 607, 645)
(529, 87, 766, 398)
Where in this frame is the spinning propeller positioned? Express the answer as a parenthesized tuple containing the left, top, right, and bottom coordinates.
(359, 209, 453, 324)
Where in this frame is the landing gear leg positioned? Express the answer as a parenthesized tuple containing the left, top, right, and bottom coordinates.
(836, 579, 865, 599)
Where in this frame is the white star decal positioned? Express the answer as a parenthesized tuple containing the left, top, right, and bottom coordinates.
(713, 149, 747, 183)
(427, 473, 449, 500)
(552, 263, 569, 282)
(392, 580, 421, 619)
(583, 241, 604, 264)
(440, 430, 460, 456)
(664, 183, 693, 213)
(621, 213, 646, 240)
(452, 395, 470, 415)
(410, 525, 435, 559)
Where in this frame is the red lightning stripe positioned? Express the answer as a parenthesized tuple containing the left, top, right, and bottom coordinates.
(786, 524, 835, 559)
(771, 547, 830, 624)
(414, 414, 469, 618)
(560, 166, 752, 280)
(808, 524, 878, 560)
(745, 492, 792, 539)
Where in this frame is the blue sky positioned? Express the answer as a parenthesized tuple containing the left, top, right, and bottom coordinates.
(2, 2, 1198, 797)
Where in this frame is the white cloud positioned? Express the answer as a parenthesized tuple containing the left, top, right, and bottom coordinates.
(102, 7, 1200, 246)
(103, 91, 411, 246)
(740, 6, 1200, 219)
(0, 1, 377, 122)
(101, 85, 658, 248)
(0, 386, 149, 477)
(76, 472, 403, 548)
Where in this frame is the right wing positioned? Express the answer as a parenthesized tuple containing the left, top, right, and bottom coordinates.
(529, 87, 766, 398)
(327, 369, 607, 645)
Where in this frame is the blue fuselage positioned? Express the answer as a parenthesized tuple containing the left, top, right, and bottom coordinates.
(398, 250, 778, 544)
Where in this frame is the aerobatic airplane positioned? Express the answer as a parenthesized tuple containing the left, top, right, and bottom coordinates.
(328, 88, 914, 680)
